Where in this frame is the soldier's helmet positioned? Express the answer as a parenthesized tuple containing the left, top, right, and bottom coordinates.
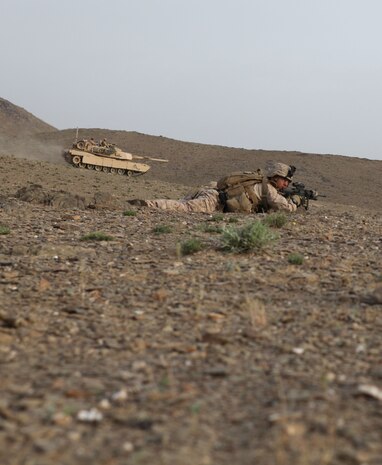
(265, 161, 296, 181)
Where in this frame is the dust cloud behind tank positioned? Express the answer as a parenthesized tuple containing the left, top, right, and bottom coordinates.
(64, 138, 168, 176)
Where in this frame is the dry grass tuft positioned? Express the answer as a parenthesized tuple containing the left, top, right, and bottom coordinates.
(243, 296, 268, 328)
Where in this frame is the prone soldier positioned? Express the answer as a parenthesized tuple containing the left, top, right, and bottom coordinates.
(128, 161, 306, 214)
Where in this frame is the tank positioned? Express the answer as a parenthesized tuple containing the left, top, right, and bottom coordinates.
(64, 139, 168, 176)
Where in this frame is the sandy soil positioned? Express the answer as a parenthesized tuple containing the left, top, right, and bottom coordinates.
(0, 145, 382, 465)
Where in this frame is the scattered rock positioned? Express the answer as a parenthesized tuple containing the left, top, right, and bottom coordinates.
(361, 285, 382, 305)
(203, 366, 229, 377)
(16, 184, 47, 203)
(49, 191, 86, 209)
(0, 311, 25, 328)
(77, 408, 103, 423)
(357, 384, 382, 402)
(91, 191, 118, 209)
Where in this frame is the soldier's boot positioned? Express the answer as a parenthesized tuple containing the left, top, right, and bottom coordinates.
(127, 199, 149, 207)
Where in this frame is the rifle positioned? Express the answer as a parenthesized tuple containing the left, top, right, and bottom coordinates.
(281, 182, 325, 210)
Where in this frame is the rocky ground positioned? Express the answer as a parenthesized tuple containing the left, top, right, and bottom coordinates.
(0, 152, 381, 465)
(1, 97, 382, 464)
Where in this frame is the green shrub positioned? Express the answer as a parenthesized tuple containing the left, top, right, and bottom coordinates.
(263, 212, 288, 228)
(228, 216, 239, 223)
(220, 221, 279, 253)
(153, 224, 172, 234)
(180, 238, 204, 255)
(123, 210, 137, 217)
(200, 223, 223, 234)
(0, 225, 10, 235)
(190, 401, 202, 414)
(80, 231, 114, 241)
(208, 213, 224, 222)
(288, 253, 304, 265)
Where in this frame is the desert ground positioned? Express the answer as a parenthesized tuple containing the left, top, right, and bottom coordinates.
(0, 98, 382, 465)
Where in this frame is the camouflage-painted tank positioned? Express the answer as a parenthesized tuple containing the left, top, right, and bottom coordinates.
(65, 139, 168, 176)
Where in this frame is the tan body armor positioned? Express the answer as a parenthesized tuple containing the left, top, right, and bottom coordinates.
(217, 170, 269, 213)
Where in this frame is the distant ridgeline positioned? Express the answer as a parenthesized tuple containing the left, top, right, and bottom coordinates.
(0, 97, 57, 137)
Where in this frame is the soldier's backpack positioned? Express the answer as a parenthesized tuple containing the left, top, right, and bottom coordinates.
(216, 169, 266, 213)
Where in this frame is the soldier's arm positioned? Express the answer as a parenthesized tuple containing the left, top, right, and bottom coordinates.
(266, 184, 297, 212)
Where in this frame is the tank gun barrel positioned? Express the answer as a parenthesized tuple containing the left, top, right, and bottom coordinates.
(133, 155, 169, 163)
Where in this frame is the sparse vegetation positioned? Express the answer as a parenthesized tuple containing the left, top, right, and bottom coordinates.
(158, 375, 171, 391)
(80, 231, 114, 242)
(263, 212, 288, 228)
(0, 225, 10, 235)
(200, 223, 223, 234)
(243, 296, 267, 329)
(153, 224, 172, 234)
(123, 210, 137, 217)
(179, 238, 204, 255)
(288, 252, 304, 265)
(1, 95, 382, 465)
(220, 221, 279, 253)
(208, 213, 224, 222)
(190, 401, 202, 414)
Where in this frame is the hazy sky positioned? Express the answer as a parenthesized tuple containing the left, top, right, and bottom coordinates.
(1, 0, 382, 160)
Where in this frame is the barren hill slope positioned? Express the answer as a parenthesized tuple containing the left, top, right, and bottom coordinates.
(0, 97, 57, 137)
(0, 98, 60, 161)
(0, 98, 381, 212)
(1, 99, 382, 465)
(37, 128, 382, 212)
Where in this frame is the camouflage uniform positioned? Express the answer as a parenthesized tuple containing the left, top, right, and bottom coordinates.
(145, 188, 222, 213)
(132, 162, 299, 214)
(249, 181, 297, 212)
(144, 182, 296, 213)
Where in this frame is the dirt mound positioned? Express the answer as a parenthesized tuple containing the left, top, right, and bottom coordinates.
(16, 184, 87, 209)
(15, 184, 125, 210)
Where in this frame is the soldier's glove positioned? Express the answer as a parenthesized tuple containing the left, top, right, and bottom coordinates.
(291, 194, 302, 207)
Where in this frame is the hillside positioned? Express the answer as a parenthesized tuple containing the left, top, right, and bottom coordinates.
(0, 97, 57, 137)
(18, 127, 382, 212)
(1, 98, 381, 211)
(0, 98, 382, 465)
